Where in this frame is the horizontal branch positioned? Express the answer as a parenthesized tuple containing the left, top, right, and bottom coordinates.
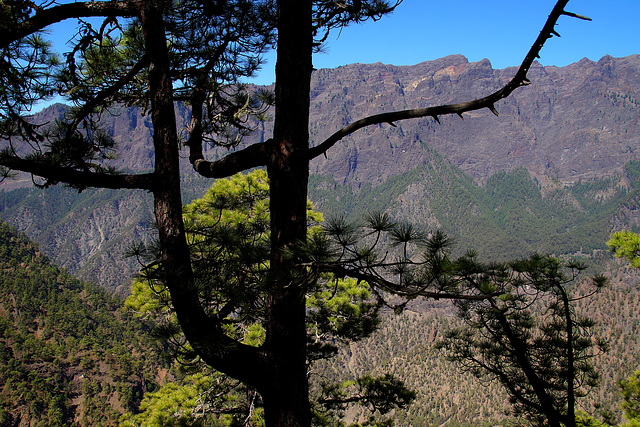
(317, 394, 368, 407)
(308, 0, 582, 160)
(321, 264, 500, 301)
(0, 154, 155, 190)
(1, 1, 139, 48)
(191, 139, 274, 178)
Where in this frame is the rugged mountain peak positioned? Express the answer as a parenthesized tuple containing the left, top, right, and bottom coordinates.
(306, 54, 640, 187)
(13, 54, 639, 190)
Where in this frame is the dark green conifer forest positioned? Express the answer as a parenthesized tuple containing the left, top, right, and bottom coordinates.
(0, 222, 164, 425)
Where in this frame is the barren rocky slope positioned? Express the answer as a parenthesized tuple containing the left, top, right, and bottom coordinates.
(1, 54, 639, 291)
(16, 54, 640, 187)
(306, 54, 640, 187)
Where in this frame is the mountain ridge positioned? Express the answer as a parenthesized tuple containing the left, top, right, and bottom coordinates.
(306, 54, 640, 187)
(2, 54, 640, 291)
(11, 53, 640, 187)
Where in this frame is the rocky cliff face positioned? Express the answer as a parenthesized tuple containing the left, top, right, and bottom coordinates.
(22, 54, 640, 188)
(306, 54, 640, 187)
(1, 54, 639, 291)
(0, 187, 155, 294)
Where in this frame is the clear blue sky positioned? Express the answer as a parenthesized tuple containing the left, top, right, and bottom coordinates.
(247, 0, 640, 86)
(45, 0, 639, 87)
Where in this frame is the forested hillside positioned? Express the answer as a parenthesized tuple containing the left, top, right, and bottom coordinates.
(2, 201, 637, 426)
(310, 155, 640, 263)
(0, 187, 154, 295)
(0, 174, 211, 294)
(0, 222, 166, 425)
(3, 155, 640, 292)
(1, 54, 640, 426)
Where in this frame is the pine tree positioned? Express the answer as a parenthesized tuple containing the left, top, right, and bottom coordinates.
(0, 1, 591, 425)
(437, 254, 608, 427)
(125, 170, 413, 425)
(620, 370, 640, 427)
(608, 231, 640, 268)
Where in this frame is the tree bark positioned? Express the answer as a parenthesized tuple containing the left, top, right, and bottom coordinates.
(261, 0, 313, 425)
(140, 0, 201, 347)
(558, 285, 577, 427)
(140, 0, 268, 391)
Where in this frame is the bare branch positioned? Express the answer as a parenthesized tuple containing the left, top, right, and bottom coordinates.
(0, 153, 155, 190)
(561, 10, 592, 21)
(0, 1, 140, 48)
(321, 264, 500, 301)
(308, 0, 585, 161)
(191, 139, 274, 178)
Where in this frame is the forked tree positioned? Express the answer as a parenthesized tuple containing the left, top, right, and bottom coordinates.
(437, 255, 608, 427)
(0, 1, 591, 425)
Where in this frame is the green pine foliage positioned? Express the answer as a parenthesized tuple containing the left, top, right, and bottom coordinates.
(620, 370, 640, 426)
(607, 230, 640, 268)
(120, 372, 260, 427)
(124, 170, 411, 426)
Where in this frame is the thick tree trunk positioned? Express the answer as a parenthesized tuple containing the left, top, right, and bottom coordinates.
(261, 287, 312, 427)
(140, 1, 198, 331)
(559, 286, 576, 427)
(262, 0, 313, 426)
(140, 0, 267, 388)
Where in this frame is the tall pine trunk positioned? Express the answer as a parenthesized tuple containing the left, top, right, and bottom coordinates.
(141, 0, 228, 374)
(262, 0, 313, 425)
(144, 0, 316, 424)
